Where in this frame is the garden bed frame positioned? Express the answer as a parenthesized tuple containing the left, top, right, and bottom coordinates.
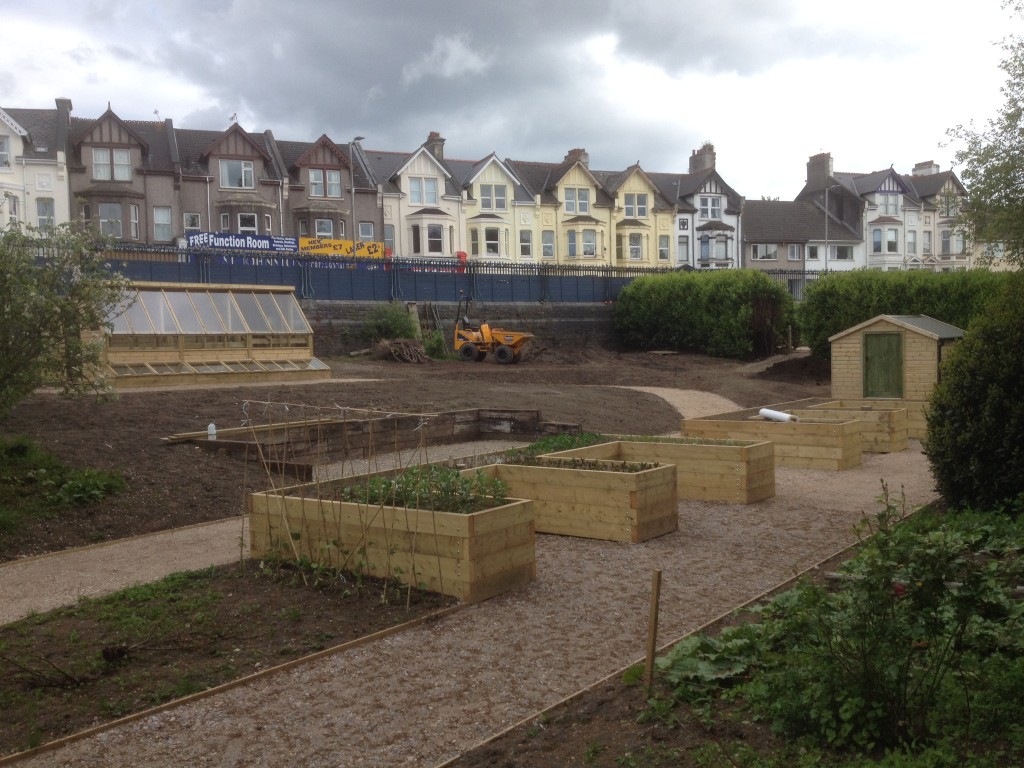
(469, 460, 678, 543)
(248, 487, 535, 603)
(808, 399, 929, 440)
(539, 438, 775, 504)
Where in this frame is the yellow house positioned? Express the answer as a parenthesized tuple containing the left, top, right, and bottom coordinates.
(599, 164, 677, 267)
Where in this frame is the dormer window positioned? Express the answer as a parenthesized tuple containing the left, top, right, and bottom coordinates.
(220, 159, 254, 189)
(309, 169, 342, 198)
(565, 188, 590, 214)
(93, 148, 132, 181)
(699, 196, 721, 219)
(878, 192, 900, 216)
(625, 193, 648, 217)
(409, 177, 438, 205)
(479, 184, 507, 211)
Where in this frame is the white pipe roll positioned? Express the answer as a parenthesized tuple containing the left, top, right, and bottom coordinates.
(759, 408, 799, 423)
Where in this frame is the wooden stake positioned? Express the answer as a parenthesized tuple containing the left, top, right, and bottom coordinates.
(645, 569, 662, 696)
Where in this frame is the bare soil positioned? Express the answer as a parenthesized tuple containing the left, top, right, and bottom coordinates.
(0, 347, 897, 766)
(0, 348, 830, 563)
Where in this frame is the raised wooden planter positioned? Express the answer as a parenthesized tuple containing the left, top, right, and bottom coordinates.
(809, 399, 929, 440)
(786, 407, 909, 453)
(539, 438, 775, 504)
(248, 488, 535, 603)
(679, 417, 862, 471)
(470, 461, 677, 543)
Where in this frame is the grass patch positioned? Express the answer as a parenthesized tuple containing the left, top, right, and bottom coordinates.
(0, 435, 124, 534)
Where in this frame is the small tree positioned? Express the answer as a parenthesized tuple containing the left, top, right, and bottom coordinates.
(948, 1, 1024, 266)
(0, 223, 129, 418)
(925, 275, 1024, 511)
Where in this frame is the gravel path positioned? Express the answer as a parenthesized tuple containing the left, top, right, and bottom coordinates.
(2, 391, 939, 768)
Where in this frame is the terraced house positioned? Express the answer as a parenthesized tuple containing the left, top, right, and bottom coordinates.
(2, 98, 979, 274)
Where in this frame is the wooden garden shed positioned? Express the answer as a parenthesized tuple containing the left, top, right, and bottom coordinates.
(828, 314, 964, 400)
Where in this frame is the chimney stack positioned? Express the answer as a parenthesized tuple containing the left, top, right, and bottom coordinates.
(689, 143, 716, 173)
(806, 152, 833, 188)
(912, 160, 940, 176)
(563, 147, 590, 168)
(424, 131, 445, 160)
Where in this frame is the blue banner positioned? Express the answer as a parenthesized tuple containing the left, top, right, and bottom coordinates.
(186, 232, 298, 252)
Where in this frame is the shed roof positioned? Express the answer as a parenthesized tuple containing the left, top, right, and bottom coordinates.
(828, 314, 966, 343)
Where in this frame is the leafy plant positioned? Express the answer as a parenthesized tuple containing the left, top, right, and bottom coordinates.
(336, 465, 509, 514)
(362, 301, 418, 342)
(422, 329, 448, 359)
(651, 494, 1024, 758)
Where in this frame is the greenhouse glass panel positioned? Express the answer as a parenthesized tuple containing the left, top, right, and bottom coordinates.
(210, 291, 246, 333)
(234, 292, 271, 332)
(254, 292, 289, 332)
(273, 293, 311, 332)
(139, 291, 178, 333)
(121, 292, 155, 334)
(165, 291, 203, 334)
(191, 292, 226, 333)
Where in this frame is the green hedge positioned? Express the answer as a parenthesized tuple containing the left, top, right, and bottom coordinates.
(925, 275, 1024, 511)
(613, 269, 793, 359)
(797, 270, 1008, 359)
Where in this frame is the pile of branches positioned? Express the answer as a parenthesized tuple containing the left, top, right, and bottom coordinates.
(371, 338, 431, 364)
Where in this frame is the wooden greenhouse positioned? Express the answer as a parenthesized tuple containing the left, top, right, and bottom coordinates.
(828, 314, 964, 401)
(99, 282, 331, 387)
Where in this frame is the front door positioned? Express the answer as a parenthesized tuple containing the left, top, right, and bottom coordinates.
(863, 332, 903, 398)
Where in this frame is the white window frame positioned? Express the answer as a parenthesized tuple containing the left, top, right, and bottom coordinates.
(699, 196, 721, 219)
(220, 213, 230, 231)
(480, 184, 507, 211)
(628, 232, 642, 260)
(220, 159, 255, 190)
(567, 230, 578, 257)
(807, 245, 819, 260)
(153, 206, 172, 241)
(788, 244, 802, 261)
(658, 234, 669, 261)
(184, 212, 201, 233)
(907, 230, 917, 254)
(0, 135, 11, 168)
(542, 230, 555, 259)
(873, 228, 883, 254)
(677, 235, 689, 265)
(309, 168, 325, 197)
(264, 214, 272, 233)
(880, 192, 899, 216)
(484, 227, 500, 255)
(923, 231, 933, 255)
(564, 187, 590, 214)
(520, 229, 532, 258)
(98, 202, 122, 237)
(716, 236, 728, 260)
(36, 197, 56, 228)
(358, 222, 374, 242)
(409, 177, 439, 205)
(625, 193, 648, 218)
(238, 213, 258, 235)
(582, 229, 597, 257)
(834, 245, 853, 260)
(427, 223, 443, 254)
(314, 218, 333, 238)
(941, 230, 951, 255)
(114, 149, 131, 181)
(326, 170, 342, 198)
(751, 243, 778, 260)
(887, 228, 899, 254)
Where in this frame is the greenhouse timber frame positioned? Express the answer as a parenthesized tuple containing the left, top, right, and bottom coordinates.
(101, 282, 330, 388)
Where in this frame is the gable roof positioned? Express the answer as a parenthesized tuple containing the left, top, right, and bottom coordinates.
(2, 107, 59, 160)
(743, 199, 858, 242)
(828, 314, 965, 343)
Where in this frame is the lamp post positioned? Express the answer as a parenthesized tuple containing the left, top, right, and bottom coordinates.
(349, 136, 364, 256)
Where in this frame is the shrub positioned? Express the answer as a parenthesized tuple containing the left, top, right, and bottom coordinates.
(422, 329, 448, 359)
(797, 270, 1007, 359)
(363, 302, 418, 342)
(925, 274, 1024, 510)
(613, 270, 793, 359)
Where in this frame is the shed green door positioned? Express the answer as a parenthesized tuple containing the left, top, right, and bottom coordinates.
(863, 332, 903, 398)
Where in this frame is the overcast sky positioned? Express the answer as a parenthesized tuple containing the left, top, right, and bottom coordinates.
(5, 0, 1020, 199)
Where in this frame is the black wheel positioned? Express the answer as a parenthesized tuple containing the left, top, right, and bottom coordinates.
(459, 343, 478, 362)
(494, 345, 515, 364)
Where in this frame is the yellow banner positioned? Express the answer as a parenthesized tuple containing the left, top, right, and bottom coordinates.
(299, 237, 387, 258)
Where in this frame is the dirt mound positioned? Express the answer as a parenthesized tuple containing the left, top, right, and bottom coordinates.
(756, 353, 831, 384)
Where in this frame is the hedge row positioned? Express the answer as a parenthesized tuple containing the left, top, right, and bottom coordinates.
(797, 269, 1010, 358)
(613, 270, 793, 359)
